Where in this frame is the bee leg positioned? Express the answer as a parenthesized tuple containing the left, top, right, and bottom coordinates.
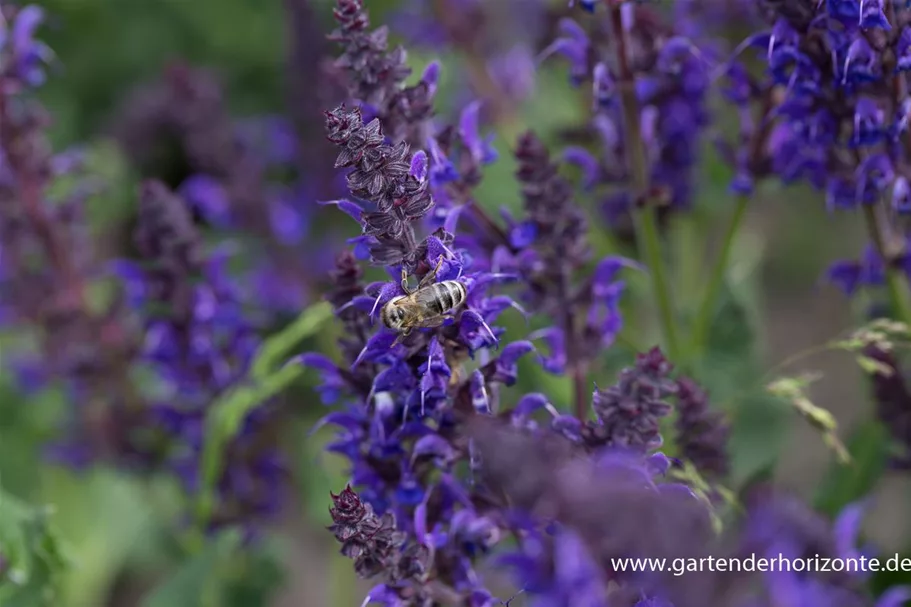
(418, 254, 446, 289)
(400, 268, 413, 294)
(449, 365, 462, 387)
(390, 328, 411, 348)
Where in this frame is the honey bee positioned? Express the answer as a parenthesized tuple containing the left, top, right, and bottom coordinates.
(382, 255, 467, 343)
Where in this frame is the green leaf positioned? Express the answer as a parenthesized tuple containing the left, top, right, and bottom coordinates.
(0, 487, 69, 607)
(222, 547, 285, 607)
(767, 374, 852, 464)
(141, 530, 241, 607)
(729, 392, 791, 488)
(0, 494, 33, 587)
(251, 301, 332, 382)
(695, 276, 794, 489)
(870, 552, 911, 596)
(196, 303, 331, 528)
(813, 419, 890, 517)
(856, 354, 895, 377)
(47, 469, 158, 606)
(697, 274, 763, 396)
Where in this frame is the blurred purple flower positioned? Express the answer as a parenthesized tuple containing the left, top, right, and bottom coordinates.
(112, 63, 321, 318)
(591, 347, 676, 451)
(727, 3, 911, 300)
(674, 377, 730, 479)
(546, 7, 710, 214)
(330, 0, 436, 147)
(123, 180, 287, 530)
(827, 241, 911, 297)
(864, 346, 911, 468)
(0, 4, 145, 467)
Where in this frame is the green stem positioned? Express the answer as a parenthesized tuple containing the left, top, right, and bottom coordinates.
(608, 4, 681, 362)
(885, 271, 911, 326)
(863, 204, 911, 326)
(635, 208, 681, 361)
(689, 195, 750, 360)
(675, 214, 702, 313)
(331, 551, 357, 605)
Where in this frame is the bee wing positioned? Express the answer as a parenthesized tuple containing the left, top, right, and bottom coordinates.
(395, 296, 428, 317)
(410, 316, 447, 329)
(413, 286, 442, 307)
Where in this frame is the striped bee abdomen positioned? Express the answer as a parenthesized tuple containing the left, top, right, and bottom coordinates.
(416, 280, 466, 315)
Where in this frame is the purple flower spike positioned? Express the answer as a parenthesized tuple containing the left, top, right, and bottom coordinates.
(855, 153, 894, 204)
(897, 28, 911, 72)
(827, 245, 885, 295)
(487, 45, 536, 104)
(329, 0, 433, 147)
(9, 5, 52, 86)
(427, 135, 459, 184)
(459, 100, 497, 166)
(325, 104, 433, 267)
(843, 36, 881, 85)
(877, 586, 911, 607)
(853, 98, 886, 146)
(539, 18, 590, 84)
(420, 61, 441, 96)
(482, 340, 535, 386)
(592, 62, 615, 107)
(12, 6, 45, 55)
(864, 346, 911, 469)
(354, 331, 401, 367)
(828, 0, 863, 22)
(459, 309, 500, 351)
(511, 393, 551, 429)
(893, 176, 911, 213)
(833, 501, 866, 562)
(674, 378, 730, 479)
(269, 197, 307, 246)
(412, 434, 455, 466)
(418, 338, 449, 415)
(768, 18, 799, 63)
(361, 585, 402, 607)
(569, 0, 598, 12)
(298, 353, 346, 404)
(122, 180, 284, 529)
(859, 0, 890, 29)
(530, 327, 567, 374)
(410, 150, 429, 182)
(563, 146, 601, 190)
(826, 177, 857, 211)
(469, 370, 490, 414)
(591, 347, 677, 451)
(592, 256, 637, 296)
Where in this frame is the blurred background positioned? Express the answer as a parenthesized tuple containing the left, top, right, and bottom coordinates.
(1, 0, 909, 605)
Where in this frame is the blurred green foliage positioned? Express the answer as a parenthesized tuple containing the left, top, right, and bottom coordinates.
(39, 0, 285, 145)
(0, 486, 69, 606)
(196, 302, 332, 532)
(36, 0, 413, 147)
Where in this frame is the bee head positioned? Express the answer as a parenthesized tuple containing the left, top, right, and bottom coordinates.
(381, 297, 407, 330)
